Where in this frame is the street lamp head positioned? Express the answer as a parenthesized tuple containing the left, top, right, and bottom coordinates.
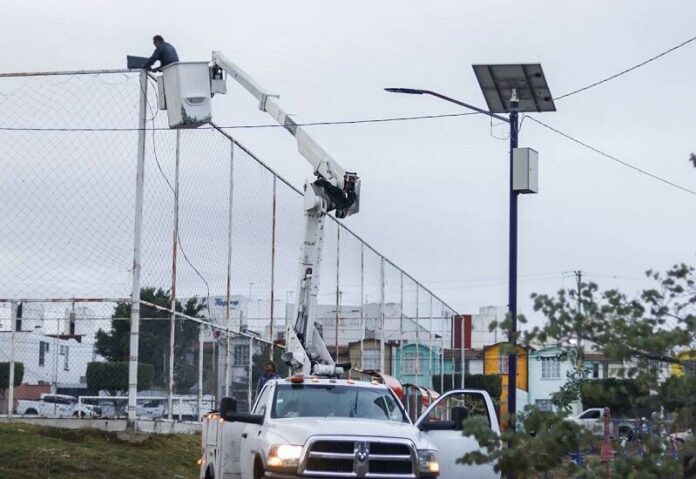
(384, 88, 424, 95)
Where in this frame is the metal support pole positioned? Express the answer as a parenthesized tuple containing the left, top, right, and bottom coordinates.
(224, 142, 235, 397)
(8, 301, 16, 419)
(127, 69, 148, 429)
(415, 286, 420, 380)
(429, 296, 433, 389)
(168, 129, 181, 421)
(507, 89, 520, 427)
(270, 176, 277, 359)
(247, 338, 253, 409)
(198, 323, 204, 420)
(335, 227, 340, 362)
(359, 244, 364, 369)
(379, 258, 385, 374)
(399, 273, 404, 382)
(460, 315, 465, 389)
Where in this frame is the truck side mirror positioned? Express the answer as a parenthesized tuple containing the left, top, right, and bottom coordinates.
(220, 397, 237, 418)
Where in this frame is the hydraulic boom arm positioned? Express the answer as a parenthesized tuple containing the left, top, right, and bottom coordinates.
(212, 52, 359, 376)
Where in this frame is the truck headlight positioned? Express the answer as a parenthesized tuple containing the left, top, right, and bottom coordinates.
(417, 449, 440, 476)
(267, 444, 303, 470)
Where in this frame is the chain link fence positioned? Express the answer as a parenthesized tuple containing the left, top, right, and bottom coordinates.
(0, 69, 459, 424)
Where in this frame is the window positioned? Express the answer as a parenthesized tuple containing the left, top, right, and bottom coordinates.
(402, 352, 416, 375)
(362, 349, 380, 370)
(499, 355, 509, 374)
(38, 341, 49, 367)
(233, 344, 250, 367)
(541, 358, 561, 379)
(535, 399, 553, 412)
(59, 345, 69, 371)
(272, 384, 407, 423)
(592, 363, 599, 378)
(422, 391, 491, 428)
(253, 385, 271, 415)
(579, 409, 601, 420)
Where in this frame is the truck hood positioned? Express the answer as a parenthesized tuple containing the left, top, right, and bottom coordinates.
(266, 417, 434, 450)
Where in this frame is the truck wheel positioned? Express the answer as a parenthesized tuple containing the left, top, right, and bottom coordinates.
(204, 466, 215, 479)
(254, 456, 265, 479)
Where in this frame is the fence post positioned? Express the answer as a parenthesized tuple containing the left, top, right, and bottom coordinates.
(399, 273, 404, 382)
(198, 324, 203, 420)
(429, 296, 433, 389)
(270, 176, 277, 359)
(225, 141, 235, 397)
(8, 301, 16, 419)
(168, 129, 181, 421)
(335, 227, 340, 362)
(379, 258, 385, 374)
(127, 69, 148, 429)
(460, 313, 465, 389)
(415, 286, 420, 381)
(359, 244, 364, 369)
(248, 338, 253, 410)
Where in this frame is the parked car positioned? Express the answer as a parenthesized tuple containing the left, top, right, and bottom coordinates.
(569, 408, 635, 437)
(16, 394, 101, 418)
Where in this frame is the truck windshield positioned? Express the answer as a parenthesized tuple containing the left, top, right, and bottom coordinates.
(272, 384, 408, 423)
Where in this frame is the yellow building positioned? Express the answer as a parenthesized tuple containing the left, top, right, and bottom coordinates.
(671, 350, 696, 377)
(483, 342, 529, 424)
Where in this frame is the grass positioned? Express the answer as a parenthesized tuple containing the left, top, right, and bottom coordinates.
(0, 422, 200, 479)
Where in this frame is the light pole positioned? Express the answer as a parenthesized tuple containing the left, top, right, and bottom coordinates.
(386, 64, 555, 427)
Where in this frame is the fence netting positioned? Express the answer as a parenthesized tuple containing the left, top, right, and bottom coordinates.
(0, 70, 457, 421)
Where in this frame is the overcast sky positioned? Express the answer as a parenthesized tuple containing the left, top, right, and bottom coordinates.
(3, 0, 696, 326)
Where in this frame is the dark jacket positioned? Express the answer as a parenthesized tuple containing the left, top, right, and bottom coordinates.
(143, 42, 179, 70)
(256, 372, 281, 396)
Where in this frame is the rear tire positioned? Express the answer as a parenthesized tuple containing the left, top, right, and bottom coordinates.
(204, 465, 215, 479)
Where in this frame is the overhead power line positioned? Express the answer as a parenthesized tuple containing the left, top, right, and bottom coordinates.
(527, 116, 696, 197)
(555, 32, 696, 100)
(0, 112, 480, 132)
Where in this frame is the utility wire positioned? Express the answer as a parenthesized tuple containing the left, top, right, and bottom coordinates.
(0, 112, 480, 132)
(527, 116, 696, 197)
(555, 32, 696, 100)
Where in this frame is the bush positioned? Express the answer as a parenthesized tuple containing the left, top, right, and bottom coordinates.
(86, 362, 154, 396)
(0, 362, 24, 394)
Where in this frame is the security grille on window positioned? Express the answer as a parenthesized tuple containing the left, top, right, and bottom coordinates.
(59, 345, 69, 371)
(535, 399, 553, 411)
(541, 357, 561, 379)
(499, 355, 509, 374)
(233, 344, 250, 366)
(38, 341, 49, 367)
(362, 348, 380, 370)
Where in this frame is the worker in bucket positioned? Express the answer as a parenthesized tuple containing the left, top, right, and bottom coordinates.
(143, 35, 179, 72)
(256, 361, 281, 397)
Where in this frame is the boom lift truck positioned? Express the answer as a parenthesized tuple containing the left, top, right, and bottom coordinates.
(199, 53, 501, 479)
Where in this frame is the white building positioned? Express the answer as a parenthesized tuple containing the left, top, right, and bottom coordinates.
(470, 306, 507, 350)
(0, 331, 99, 390)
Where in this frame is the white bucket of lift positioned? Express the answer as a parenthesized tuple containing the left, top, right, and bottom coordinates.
(161, 62, 212, 128)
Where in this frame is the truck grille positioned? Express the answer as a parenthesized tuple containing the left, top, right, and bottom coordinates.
(301, 437, 416, 478)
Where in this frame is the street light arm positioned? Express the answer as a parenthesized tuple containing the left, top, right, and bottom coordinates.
(384, 88, 509, 123)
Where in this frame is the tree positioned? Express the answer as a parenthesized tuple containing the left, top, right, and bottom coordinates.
(0, 362, 24, 397)
(95, 287, 205, 391)
(460, 264, 696, 478)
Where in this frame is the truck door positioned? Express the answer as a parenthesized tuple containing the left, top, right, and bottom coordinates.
(239, 385, 271, 479)
(415, 390, 500, 479)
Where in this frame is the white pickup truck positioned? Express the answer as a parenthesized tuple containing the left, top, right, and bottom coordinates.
(16, 393, 100, 418)
(200, 377, 500, 479)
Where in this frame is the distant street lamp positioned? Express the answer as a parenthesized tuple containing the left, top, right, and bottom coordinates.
(386, 64, 555, 425)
